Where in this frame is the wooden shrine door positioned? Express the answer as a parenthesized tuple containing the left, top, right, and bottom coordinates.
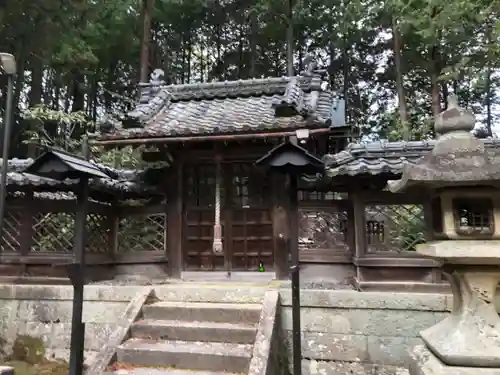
(183, 162, 274, 271)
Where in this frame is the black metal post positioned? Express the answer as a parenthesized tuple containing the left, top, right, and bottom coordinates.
(289, 173, 301, 375)
(68, 177, 89, 375)
(0, 75, 15, 256)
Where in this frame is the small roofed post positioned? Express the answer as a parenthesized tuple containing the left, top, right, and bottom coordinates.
(256, 136, 324, 375)
(23, 142, 112, 375)
(387, 96, 500, 375)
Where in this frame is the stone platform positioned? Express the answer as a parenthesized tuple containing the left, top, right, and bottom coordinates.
(104, 369, 236, 375)
(409, 345, 500, 375)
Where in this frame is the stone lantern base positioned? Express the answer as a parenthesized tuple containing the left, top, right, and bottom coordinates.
(408, 240, 500, 375)
(409, 345, 500, 375)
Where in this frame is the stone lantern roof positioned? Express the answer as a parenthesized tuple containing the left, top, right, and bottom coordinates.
(387, 96, 500, 192)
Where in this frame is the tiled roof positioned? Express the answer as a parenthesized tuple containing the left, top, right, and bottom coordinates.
(2, 158, 159, 197)
(324, 139, 500, 177)
(97, 72, 347, 141)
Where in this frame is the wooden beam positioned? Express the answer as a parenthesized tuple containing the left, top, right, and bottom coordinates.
(353, 256, 441, 267)
(223, 162, 233, 276)
(272, 173, 289, 279)
(118, 204, 165, 215)
(351, 194, 366, 282)
(18, 192, 34, 271)
(166, 159, 183, 278)
(107, 208, 119, 260)
(92, 128, 333, 146)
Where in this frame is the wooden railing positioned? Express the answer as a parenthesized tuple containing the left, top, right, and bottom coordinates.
(0, 197, 167, 278)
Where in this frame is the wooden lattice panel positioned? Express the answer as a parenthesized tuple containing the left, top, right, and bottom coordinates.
(32, 212, 75, 252)
(86, 213, 109, 253)
(299, 209, 349, 251)
(0, 210, 21, 253)
(117, 213, 166, 252)
(365, 204, 426, 252)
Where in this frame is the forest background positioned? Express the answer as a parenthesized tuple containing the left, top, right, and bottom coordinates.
(0, 0, 499, 162)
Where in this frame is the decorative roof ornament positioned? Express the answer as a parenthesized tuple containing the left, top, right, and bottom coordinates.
(301, 55, 327, 79)
(387, 96, 500, 192)
(149, 69, 165, 86)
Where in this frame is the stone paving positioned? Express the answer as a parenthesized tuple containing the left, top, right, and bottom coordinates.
(104, 369, 235, 375)
(91, 268, 354, 290)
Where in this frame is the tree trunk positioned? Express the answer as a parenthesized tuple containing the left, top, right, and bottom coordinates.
(392, 18, 410, 140)
(27, 58, 43, 157)
(71, 71, 85, 113)
(29, 59, 43, 107)
(249, 10, 257, 78)
(441, 82, 449, 110)
(238, 24, 244, 78)
(139, 0, 155, 83)
(430, 44, 441, 116)
(485, 20, 493, 136)
(104, 62, 116, 110)
(200, 37, 205, 82)
(342, 36, 349, 126)
(186, 31, 192, 82)
(286, 0, 294, 76)
(429, 8, 442, 116)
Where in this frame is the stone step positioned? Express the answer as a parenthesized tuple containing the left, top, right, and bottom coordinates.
(143, 301, 262, 324)
(117, 338, 252, 373)
(152, 282, 273, 304)
(131, 319, 257, 344)
(104, 368, 238, 375)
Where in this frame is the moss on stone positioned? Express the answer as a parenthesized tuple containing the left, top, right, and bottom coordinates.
(0, 335, 7, 359)
(11, 335, 46, 364)
(5, 360, 68, 375)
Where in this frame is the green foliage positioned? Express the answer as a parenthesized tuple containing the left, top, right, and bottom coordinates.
(0, 0, 496, 143)
(399, 212, 427, 252)
(22, 106, 91, 152)
(11, 335, 45, 365)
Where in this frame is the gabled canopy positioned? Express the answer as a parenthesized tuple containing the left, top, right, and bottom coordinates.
(256, 140, 324, 175)
(0, 152, 163, 201)
(24, 150, 112, 181)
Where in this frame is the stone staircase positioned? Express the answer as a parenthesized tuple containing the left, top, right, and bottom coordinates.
(113, 300, 263, 374)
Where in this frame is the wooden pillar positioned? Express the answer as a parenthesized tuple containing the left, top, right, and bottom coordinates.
(166, 159, 183, 278)
(345, 199, 355, 260)
(423, 199, 442, 283)
(223, 163, 233, 276)
(272, 174, 289, 279)
(19, 192, 34, 274)
(351, 193, 366, 282)
(107, 206, 119, 260)
(19, 192, 34, 256)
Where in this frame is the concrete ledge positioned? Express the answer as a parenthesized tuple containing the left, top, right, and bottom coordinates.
(281, 307, 445, 336)
(355, 281, 450, 294)
(248, 290, 280, 375)
(302, 360, 409, 375)
(279, 289, 450, 311)
(0, 284, 140, 301)
(0, 283, 271, 303)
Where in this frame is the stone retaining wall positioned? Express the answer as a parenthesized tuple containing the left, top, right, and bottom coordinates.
(2, 283, 496, 375)
(279, 290, 453, 375)
(0, 283, 268, 365)
(0, 285, 138, 365)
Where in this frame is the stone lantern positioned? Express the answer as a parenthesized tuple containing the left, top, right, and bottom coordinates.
(388, 97, 500, 375)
